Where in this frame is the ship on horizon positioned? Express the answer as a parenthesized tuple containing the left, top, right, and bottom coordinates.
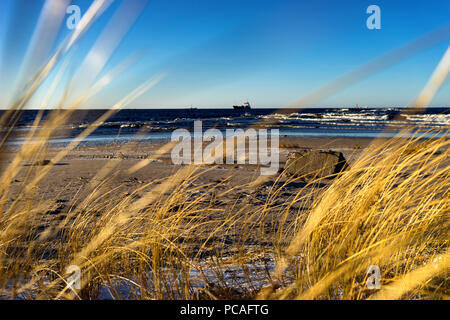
(233, 101, 251, 110)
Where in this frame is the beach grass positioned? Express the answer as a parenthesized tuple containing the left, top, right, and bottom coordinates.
(0, 115, 447, 299)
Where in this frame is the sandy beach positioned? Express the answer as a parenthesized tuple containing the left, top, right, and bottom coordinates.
(0, 137, 374, 259)
(2, 136, 374, 207)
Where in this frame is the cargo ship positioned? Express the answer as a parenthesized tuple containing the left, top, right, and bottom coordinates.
(233, 101, 251, 110)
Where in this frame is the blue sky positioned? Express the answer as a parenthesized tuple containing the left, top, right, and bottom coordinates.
(0, 0, 449, 109)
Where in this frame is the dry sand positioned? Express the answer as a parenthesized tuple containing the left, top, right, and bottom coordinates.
(1, 137, 377, 258)
(2, 137, 373, 204)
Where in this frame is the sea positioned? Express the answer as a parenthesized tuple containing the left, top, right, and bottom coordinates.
(2, 107, 449, 147)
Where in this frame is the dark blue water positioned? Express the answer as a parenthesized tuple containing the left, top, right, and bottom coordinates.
(3, 107, 448, 145)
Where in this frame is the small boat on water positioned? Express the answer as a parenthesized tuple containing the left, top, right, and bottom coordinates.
(233, 101, 251, 110)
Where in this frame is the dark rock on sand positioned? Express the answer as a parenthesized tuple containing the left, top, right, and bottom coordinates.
(284, 149, 348, 180)
(25, 159, 52, 166)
